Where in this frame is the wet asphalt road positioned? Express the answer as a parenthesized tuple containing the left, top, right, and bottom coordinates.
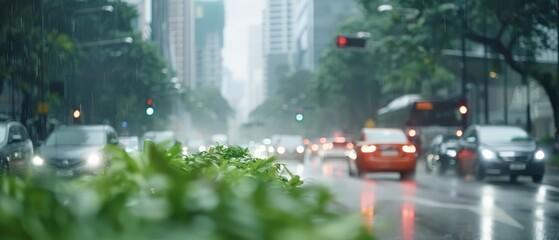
(280, 154, 559, 240)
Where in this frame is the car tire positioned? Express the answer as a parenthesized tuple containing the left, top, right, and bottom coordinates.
(438, 160, 448, 176)
(0, 159, 9, 175)
(509, 175, 518, 183)
(347, 161, 355, 177)
(400, 170, 415, 180)
(357, 167, 367, 179)
(532, 174, 543, 183)
(424, 158, 432, 173)
(474, 161, 486, 181)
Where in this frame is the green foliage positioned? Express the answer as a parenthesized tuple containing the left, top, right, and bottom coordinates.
(0, 142, 373, 240)
(184, 86, 234, 136)
(0, 0, 170, 136)
(357, 0, 559, 139)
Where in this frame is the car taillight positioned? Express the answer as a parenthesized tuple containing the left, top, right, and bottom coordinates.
(311, 144, 319, 152)
(361, 145, 377, 153)
(402, 145, 416, 153)
(346, 142, 354, 149)
(407, 129, 417, 137)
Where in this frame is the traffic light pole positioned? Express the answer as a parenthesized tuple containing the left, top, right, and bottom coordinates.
(39, 0, 48, 140)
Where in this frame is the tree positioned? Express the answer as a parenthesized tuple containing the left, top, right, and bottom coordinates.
(311, 11, 455, 135)
(184, 86, 233, 136)
(358, 0, 559, 139)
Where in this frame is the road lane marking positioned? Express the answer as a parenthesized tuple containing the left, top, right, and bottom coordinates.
(542, 184, 559, 193)
(402, 196, 524, 229)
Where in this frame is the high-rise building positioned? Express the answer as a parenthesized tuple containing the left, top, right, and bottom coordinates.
(166, 0, 196, 87)
(263, 0, 293, 97)
(151, 0, 196, 140)
(292, 0, 357, 71)
(195, 0, 225, 88)
(247, 25, 265, 113)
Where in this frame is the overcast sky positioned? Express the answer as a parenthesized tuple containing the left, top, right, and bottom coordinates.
(222, 0, 264, 81)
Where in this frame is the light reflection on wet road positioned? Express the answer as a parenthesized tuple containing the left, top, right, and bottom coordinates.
(279, 153, 559, 240)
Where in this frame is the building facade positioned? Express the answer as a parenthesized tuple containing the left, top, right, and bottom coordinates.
(247, 25, 266, 113)
(195, 0, 225, 88)
(292, 0, 358, 71)
(263, 0, 293, 96)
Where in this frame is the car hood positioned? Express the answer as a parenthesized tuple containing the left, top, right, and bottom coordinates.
(481, 142, 537, 152)
(39, 145, 104, 160)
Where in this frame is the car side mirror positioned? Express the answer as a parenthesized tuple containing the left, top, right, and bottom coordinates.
(466, 137, 476, 143)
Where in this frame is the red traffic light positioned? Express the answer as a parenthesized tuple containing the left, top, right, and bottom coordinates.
(336, 36, 348, 47)
(146, 98, 154, 106)
(335, 35, 367, 48)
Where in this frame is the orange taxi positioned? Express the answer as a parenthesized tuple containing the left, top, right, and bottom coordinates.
(352, 128, 417, 180)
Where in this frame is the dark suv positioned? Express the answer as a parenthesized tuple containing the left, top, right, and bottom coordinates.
(34, 125, 119, 177)
(0, 121, 34, 175)
(424, 134, 458, 175)
(456, 125, 545, 183)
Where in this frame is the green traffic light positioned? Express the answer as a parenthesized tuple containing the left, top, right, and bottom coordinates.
(146, 107, 154, 116)
(295, 113, 304, 122)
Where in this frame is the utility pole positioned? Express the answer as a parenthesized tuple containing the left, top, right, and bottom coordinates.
(39, 0, 48, 140)
(460, 0, 468, 130)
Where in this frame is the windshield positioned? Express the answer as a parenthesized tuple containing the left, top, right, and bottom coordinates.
(365, 129, 408, 144)
(45, 129, 106, 147)
(407, 102, 462, 127)
(478, 127, 532, 144)
(0, 124, 6, 143)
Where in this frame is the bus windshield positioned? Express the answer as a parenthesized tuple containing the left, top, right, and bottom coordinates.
(406, 102, 461, 127)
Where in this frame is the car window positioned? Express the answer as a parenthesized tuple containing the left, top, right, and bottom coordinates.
(45, 128, 107, 147)
(364, 129, 408, 144)
(108, 131, 119, 144)
(478, 127, 531, 144)
(8, 126, 21, 142)
(17, 126, 29, 141)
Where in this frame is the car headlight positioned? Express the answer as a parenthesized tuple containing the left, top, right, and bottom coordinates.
(32, 156, 44, 166)
(199, 145, 206, 152)
(347, 150, 357, 160)
(481, 149, 496, 160)
(445, 150, 457, 158)
(277, 146, 286, 154)
(86, 154, 102, 168)
(296, 146, 305, 153)
(534, 150, 545, 161)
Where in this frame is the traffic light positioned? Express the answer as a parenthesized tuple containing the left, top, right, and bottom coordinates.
(335, 35, 367, 48)
(295, 113, 304, 122)
(72, 109, 81, 123)
(458, 99, 468, 130)
(146, 98, 154, 116)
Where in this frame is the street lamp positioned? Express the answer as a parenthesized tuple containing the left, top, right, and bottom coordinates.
(377, 4, 420, 20)
(70, 5, 114, 124)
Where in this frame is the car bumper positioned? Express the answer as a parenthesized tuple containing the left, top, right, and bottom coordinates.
(482, 161, 545, 176)
(358, 155, 416, 172)
(31, 164, 104, 178)
(322, 149, 351, 158)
